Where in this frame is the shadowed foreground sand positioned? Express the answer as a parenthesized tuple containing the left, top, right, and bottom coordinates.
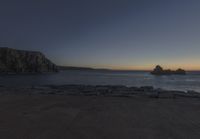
(1, 94, 200, 139)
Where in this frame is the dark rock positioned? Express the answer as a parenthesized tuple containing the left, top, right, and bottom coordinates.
(151, 65, 186, 75)
(140, 86, 154, 91)
(152, 65, 163, 74)
(174, 68, 186, 75)
(0, 47, 58, 73)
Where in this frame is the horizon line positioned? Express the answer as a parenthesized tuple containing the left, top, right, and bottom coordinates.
(59, 65, 200, 72)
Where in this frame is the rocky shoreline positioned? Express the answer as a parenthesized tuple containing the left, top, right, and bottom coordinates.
(1, 85, 200, 99)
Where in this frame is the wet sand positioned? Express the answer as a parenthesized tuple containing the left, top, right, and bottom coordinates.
(0, 86, 200, 139)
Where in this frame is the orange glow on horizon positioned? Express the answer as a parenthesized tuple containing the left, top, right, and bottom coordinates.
(89, 64, 200, 71)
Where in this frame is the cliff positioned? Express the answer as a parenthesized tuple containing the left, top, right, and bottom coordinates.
(0, 47, 58, 73)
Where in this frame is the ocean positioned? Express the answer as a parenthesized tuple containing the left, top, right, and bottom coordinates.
(0, 70, 200, 92)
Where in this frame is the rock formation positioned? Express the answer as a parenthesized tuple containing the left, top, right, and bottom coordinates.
(174, 68, 186, 75)
(151, 65, 186, 75)
(0, 47, 58, 73)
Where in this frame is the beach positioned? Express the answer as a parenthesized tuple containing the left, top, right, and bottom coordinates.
(2, 0, 200, 138)
(0, 85, 200, 139)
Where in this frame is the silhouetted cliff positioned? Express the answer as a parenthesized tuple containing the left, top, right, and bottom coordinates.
(0, 47, 58, 73)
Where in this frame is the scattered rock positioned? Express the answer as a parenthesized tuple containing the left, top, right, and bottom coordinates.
(139, 86, 154, 92)
(1, 85, 199, 99)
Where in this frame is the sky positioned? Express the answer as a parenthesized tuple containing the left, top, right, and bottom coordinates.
(1, 0, 200, 70)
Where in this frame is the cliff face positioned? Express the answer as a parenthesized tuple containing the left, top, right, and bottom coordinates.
(0, 47, 58, 73)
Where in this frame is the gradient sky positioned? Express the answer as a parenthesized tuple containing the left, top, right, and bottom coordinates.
(1, 0, 200, 70)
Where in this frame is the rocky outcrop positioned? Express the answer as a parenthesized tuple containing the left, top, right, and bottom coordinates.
(0, 47, 58, 73)
(151, 65, 186, 75)
(174, 68, 186, 75)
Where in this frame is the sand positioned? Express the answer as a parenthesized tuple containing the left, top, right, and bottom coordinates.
(0, 89, 200, 139)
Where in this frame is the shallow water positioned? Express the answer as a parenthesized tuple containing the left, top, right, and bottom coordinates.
(0, 70, 200, 92)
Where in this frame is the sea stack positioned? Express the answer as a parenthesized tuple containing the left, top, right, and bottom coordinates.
(0, 47, 58, 73)
(151, 65, 186, 75)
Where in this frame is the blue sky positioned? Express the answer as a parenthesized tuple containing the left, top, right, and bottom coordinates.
(1, 0, 200, 70)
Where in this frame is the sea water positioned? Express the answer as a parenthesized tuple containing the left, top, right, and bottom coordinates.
(0, 70, 200, 92)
